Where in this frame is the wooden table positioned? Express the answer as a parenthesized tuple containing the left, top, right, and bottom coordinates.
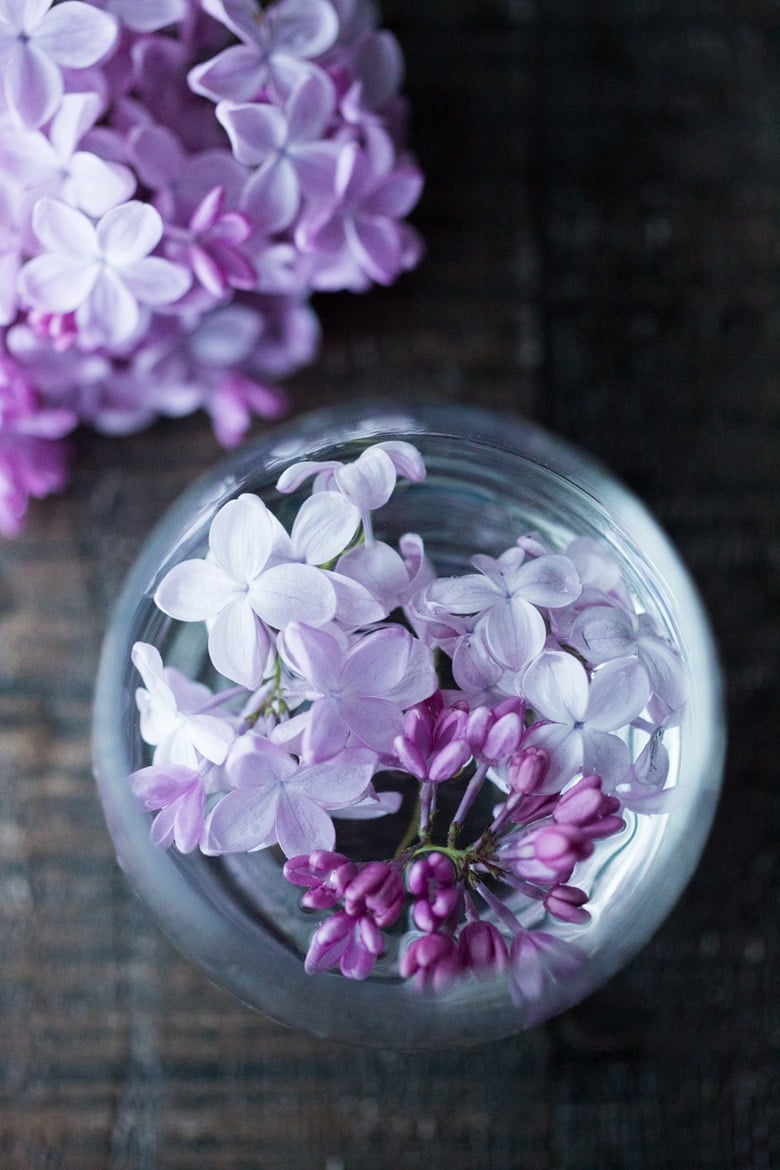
(1, 2, 777, 1167)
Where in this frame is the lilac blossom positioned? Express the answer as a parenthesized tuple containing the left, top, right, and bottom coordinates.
(188, 0, 339, 103)
(458, 920, 509, 976)
(303, 909, 384, 980)
(131, 641, 235, 768)
(507, 931, 586, 1020)
(204, 734, 376, 857)
(406, 850, 461, 933)
(522, 651, 651, 792)
(18, 198, 191, 348)
(0, 0, 117, 127)
(399, 932, 462, 992)
(154, 492, 339, 688)
(394, 693, 471, 783)
(130, 762, 206, 852)
(277, 620, 437, 756)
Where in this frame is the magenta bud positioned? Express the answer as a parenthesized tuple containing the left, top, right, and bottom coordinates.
(507, 746, 550, 793)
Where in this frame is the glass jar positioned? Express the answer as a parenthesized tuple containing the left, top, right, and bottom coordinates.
(92, 400, 725, 1047)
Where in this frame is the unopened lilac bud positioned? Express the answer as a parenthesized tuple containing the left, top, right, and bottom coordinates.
(554, 775, 625, 839)
(507, 746, 550, 794)
(283, 850, 357, 909)
(343, 861, 405, 928)
(458, 921, 509, 975)
(544, 883, 591, 924)
(400, 932, 462, 992)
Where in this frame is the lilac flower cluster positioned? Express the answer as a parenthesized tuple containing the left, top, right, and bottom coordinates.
(128, 440, 689, 1012)
(0, 0, 423, 535)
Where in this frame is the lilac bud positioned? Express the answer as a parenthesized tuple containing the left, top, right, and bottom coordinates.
(553, 775, 625, 839)
(399, 932, 462, 992)
(283, 850, 358, 909)
(544, 884, 591, 924)
(507, 746, 550, 794)
(458, 921, 509, 975)
(501, 823, 593, 883)
(343, 861, 405, 928)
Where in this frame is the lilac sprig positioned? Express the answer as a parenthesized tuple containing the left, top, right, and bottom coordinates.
(127, 439, 690, 1017)
(0, 0, 424, 535)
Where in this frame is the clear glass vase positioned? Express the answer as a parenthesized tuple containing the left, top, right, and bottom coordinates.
(92, 400, 725, 1047)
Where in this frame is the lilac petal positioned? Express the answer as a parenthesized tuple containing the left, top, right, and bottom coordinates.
(293, 142, 341, 200)
(124, 257, 191, 306)
(342, 627, 409, 694)
(275, 791, 335, 857)
(334, 446, 396, 511)
(389, 638, 437, 706)
(186, 712, 234, 764)
(585, 657, 650, 732)
(131, 763, 197, 807)
(79, 268, 140, 345)
(154, 559, 238, 621)
(523, 722, 582, 793)
(276, 458, 340, 494)
(280, 622, 342, 690)
(523, 651, 589, 725)
(581, 729, 631, 791)
(324, 570, 387, 627)
(569, 604, 636, 664)
(97, 201, 162, 266)
(350, 30, 403, 111)
(429, 739, 471, 783)
(216, 101, 285, 165)
(131, 642, 173, 707)
(250, 562, 336, 629)
(427, 573, 502, 615)
(287, 69, 334, 140)
(209, 494, 281, 581)
(511, 554, 582, 609)
(206, 786, 278, 853)
(240, 158, 299, 230)
(483, 595, 546, 670)
(639, 634, 689, 710)
(303, 696, 350, 758)
(341, 695, 404, 752)
(188, 45, 267, 103)
(377, 441, 426, 483)
(336, 541, 409, 608)
(333, 789, 402, 819)
(70, 152, 137, 217)
(272, 0, 338, 58)
(208, 599, 272, 689)
(4, 40, 62, 126)
(293, 750, 375, 806)
(17, 253, 95, 313)
(31, 196, 96, 255)
(451, 633, 503, 693)
(345, 214, 401, 284)
(363, 166, 424, 220)
(228, 734, 297, 787)
(37, 1, 117, 67)
(291, 491, 360, 564)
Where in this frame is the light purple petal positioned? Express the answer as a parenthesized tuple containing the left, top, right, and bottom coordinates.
(17, 253, 96, 312)
(271, 0, 338, 58)
(250, 562, 336, 629)
(287, 69, 335, 141)
(185, 712, 234, 764)
(427, 572, 503, 614)
(228, 734, 297, 787)
(131, 642, 175, 711)
(209, 494, 276, 582)
(69, 152, 137, 217)
(523, 650, 589, 725)
(483, 595, 546, 670)
(569, 604, 637, 664)
(342, 626, 409, 695)
(188, 45, 267, 103)
(510, 554, 582, 609)
(290, 491, 360, 565)
(345, 214, 401, 284)
(324, 570, 387, 627)
(239, 158, 299, 230)
(581, 729, 631, 790)
(341, 695, 404, 753)
(206, 786, 278, 853)
(131, 763, 198, 807)
(154, 559, 239, 621)
(97, 201, 162, 267)
(79, 268, 140, 346)
(302, 696, 350, 758)
(638, 633, 689, 710)
(293, 749, 375, 806)
(451, 633, 504, 693)
(377, 440, 426, 483)
(31, 195, 96, 255)
(37, 1, 117, 67)
(207, 598, 272, 689)
(293, 141, 341, 200)
(4, 40, 62, 126)
(524, 722, 583, 793)
(275, 791, 335, 857)
(280, 621, 342, 691)
(216, 101, 285, 165)
(334, 446, 397, 511)
(363, 166, 423, 219)
(124, 256, 191, 306)
(585, 657, 650, 732)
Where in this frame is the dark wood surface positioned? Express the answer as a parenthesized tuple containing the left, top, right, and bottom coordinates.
(1, 2, 778, 1167)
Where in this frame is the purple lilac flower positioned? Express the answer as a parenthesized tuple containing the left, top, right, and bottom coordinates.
(457, 920, 509, 976)
(406, 850, 461, 933)
(203, 735, 376, 858)
(18, 198, 191, 348)
(0, 0, 118, 127)
(130, 762, 206, 853)
(507, 930, 586, 1020)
